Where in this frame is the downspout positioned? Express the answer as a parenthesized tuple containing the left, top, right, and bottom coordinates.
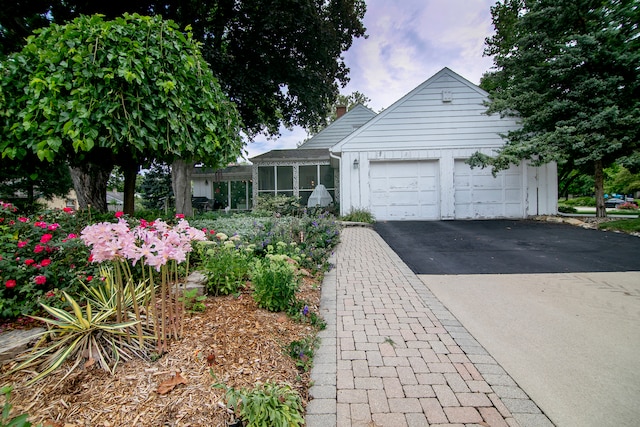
(329, 150, 342, 215)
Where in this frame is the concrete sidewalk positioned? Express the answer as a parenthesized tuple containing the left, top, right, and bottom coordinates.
(306, 226, 553, 427)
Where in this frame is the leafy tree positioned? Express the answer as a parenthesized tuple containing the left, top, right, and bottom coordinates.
(0, 155, 73, 212)
(139, 162, 174, 210)
(605, 164, 640, 196)
(0, 1, 367, 215)
(0, 14, 244, 215)
(0, 0, 367, 136)
(472, 0, 640, 217)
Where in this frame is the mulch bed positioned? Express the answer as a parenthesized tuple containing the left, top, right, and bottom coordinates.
(1, 277, 322, 427)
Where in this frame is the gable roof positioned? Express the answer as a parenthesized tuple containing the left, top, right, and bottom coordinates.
(330, 67, 503, 153)
(298, 103, 376, 149)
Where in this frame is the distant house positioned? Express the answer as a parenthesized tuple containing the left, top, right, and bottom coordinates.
(191, 67, 558, 219)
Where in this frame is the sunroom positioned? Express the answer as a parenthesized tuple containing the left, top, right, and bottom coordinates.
(250, 149, 337, 207)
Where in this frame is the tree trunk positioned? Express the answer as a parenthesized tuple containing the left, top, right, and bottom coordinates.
(172, 159, 193, 216)
(594, 159, 607, 218)
(121, 161, 139, 216)
(69, 162, 113, 213)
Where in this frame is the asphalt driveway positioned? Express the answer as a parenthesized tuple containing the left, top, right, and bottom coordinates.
(374, 220, 640, 426)
(374, 219, 640, 274)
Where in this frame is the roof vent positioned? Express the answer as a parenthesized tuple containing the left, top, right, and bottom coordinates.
(442, 91, 453, 103)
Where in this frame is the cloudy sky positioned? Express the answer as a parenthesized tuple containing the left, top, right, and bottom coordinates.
(243, 0, 498, 160)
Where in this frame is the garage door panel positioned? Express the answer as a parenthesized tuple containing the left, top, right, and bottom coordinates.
(454, 160, 524, 219)
(370, 161, 440, 220)
(388, 177, 419, 189)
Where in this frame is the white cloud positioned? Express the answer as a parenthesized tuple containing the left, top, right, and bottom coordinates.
(245, 0, 498, 156)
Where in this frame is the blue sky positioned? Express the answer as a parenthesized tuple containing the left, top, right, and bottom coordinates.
(243, 0, 498, 160)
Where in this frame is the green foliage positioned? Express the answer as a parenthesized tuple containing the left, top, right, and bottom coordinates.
(606, 165, 640, 195)
(250, 257, 298, 313)
(297, 212, 341, 271)
(0, 1, 367, 139)
(286, 336, 319, 372)
(1, 13, 244, 213)
(0, 202, 98, 318)
(179, 289, 207, 313)
(557, 205, 578, 214)
(213, 380, 305, 427)
(341, 208, 375, 223)
(139, 163, 174, 210)
(1, 385, 41, 427)
(1, 13, 244, 166)
(560, 197, 596, 207)
(81, 266, 152, 316)
(476, 0, 640, 216)
(197, 239, 251, 296)
(0, 155, 73, 214)
(254, 195, 301, 217)
(10, 292, 153, 384)
(599, 218, 640, 233)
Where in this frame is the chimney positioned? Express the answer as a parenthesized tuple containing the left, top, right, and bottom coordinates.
(336, 105, 347, 119)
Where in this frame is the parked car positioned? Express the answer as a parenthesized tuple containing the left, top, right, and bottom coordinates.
(605, 197, 625, 208)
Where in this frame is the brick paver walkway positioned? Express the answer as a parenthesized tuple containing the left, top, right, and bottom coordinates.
(306, 226, 553, 427)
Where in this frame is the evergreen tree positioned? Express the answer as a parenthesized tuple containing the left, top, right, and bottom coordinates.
(472, 0, 640, 217)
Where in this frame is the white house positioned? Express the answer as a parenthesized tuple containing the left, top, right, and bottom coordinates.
(192, 67, 557, 220)
(331, 67, 557, 220)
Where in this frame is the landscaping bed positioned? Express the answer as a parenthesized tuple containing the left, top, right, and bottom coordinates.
(1, 274, 321, 426)
(0, 202, 339, 426)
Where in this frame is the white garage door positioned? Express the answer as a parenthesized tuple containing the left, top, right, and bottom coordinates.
(454, 160, 524, 219)
(370, 160, 439, 220)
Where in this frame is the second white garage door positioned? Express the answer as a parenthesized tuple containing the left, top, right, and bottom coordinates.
(454, 160, 524, 219)
(370, 160, 439, 220)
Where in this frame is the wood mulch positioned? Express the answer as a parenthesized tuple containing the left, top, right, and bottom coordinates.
(1, 276, 323, 427)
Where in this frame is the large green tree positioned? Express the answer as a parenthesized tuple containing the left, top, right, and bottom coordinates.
(0, 0, 367, 135)
(0, 14, 243, 214)
(472, 0, 640, 217)
(1, 1, 367, 214)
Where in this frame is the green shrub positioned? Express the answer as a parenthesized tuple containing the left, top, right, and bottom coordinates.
(0, 202, 99, 318)
(297, 212, 340, 271)
(254, 194, 301, 216)
(559, 196, 596, 207)
(558, 205, 578, 214)
(341, 208, 375, 223)
(250, 257, 298, 312)
(179, 289, 207, 313)
(197, 240, 252, 296)
(213, 381, 305, 427)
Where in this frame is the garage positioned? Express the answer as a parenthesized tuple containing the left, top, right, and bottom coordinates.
(369, 160, 439, 220)
(454, 159, 524, 219)
(331, 68, 557, 219)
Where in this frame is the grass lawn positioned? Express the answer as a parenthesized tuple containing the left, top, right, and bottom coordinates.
(599, 217, 640, 233)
